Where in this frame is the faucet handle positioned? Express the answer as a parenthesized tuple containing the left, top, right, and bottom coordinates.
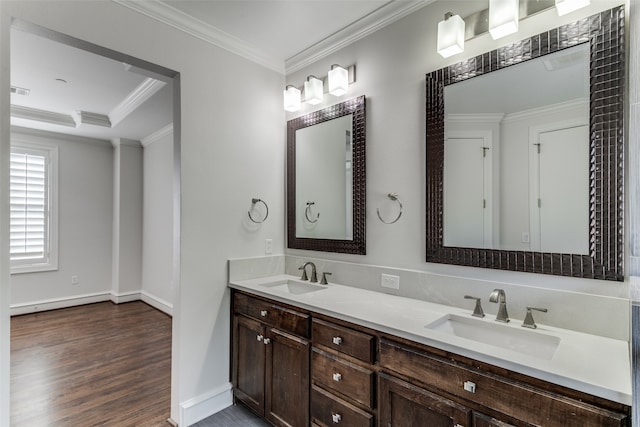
(320, 272, 332, 285)
(522, 307, 548, 329)
(464, 296, 485, 318)
(298, 265, 309, 281)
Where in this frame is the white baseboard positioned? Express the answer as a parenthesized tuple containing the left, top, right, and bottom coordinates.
(10, 292, 112, 316)
(179, 382, 233, 426)
(141, 290, 173, 316)
(110, 290, 142, 304)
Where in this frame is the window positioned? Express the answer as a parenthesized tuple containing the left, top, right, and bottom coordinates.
(10, 142, 58, 273)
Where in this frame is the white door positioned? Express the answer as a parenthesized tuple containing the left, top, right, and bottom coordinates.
(530, 125, 589, 254)
(444, 137, 491, 248)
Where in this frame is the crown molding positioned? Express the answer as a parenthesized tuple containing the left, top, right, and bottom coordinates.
(11, 125, 112, 146)
(284, 0, 434, 74)
(141, 123, 173, 147)
(112, 0, 434, 76)
(110, 77, 166, 127)
(11, 105, 77, 127)
(112, 0, 285, 74)
(111, 137, 142, 148)
(77, 111, 112, 128)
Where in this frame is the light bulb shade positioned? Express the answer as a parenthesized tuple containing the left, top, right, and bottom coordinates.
(304, 76, 323, 105)
(555, 0, 590, 16)
(283, 86, 301, 112)
(437, 14, 465, 58)
(489, 0, 519, 40)
(328, 66, 348, 96)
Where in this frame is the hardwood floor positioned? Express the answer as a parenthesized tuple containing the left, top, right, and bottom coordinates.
(11, 301, 172, 427)
(193, 404, 269, 427)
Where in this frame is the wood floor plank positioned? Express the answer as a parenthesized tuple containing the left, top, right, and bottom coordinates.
(11, 301, 172, 427)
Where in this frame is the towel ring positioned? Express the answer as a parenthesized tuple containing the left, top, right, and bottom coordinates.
(248, 198, 269, 223)
(305, 202, 319, 223)
(377, 193, 403, 224)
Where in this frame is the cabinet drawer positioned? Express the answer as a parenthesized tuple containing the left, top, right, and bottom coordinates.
(312, 348, 374, 409)
(379, 338, 628, 427)
(233, 292, 310, 338)
(311, 385, 374, 427)
(312, 318, 375, 363)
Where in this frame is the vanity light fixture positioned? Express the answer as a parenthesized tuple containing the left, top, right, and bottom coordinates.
(328, 65, 349, 96)
(437, 12, 465, 58)
(555, 0, 590, 16)
(304, 75, 323, 105)
(489, 0, 520, 40)
(283, 85, 301, 112)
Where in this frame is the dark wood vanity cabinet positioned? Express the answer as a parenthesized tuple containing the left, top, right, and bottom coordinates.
(232, 292, 311, 427)
(231, 290, 630, 427)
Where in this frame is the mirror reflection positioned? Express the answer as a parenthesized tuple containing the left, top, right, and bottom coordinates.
(296, 114, 353, 240)
(443, 44, 589, 254)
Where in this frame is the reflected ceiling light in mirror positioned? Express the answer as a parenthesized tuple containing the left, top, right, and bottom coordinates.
(489, 0, 519, 40)
(304, 75, 323, 105)
(437, 12, 465, 58)
(555, 0, 590, 16)
(328, 65, 348, 96)
(283, 85, 301, 112)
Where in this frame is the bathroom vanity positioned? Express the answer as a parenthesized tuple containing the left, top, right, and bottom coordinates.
(229, 275, 631, 427)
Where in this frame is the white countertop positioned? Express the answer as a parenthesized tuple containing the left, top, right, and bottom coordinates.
(229, 274, 632, 406)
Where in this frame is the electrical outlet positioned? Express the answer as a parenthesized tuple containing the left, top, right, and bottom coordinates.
(521, 232, 530, 243)
(71, 275, 79, 285)
(264, 239, 273, 254)
(381, 274, 400, 290)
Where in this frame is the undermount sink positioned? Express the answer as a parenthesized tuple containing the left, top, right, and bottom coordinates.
(426, 314, 560, 360)
(260, 278, 327, 295)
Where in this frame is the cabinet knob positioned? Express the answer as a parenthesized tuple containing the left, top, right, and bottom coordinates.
(332, 336, 343, 345)
(260, 310, 268, 317)
(463, 381, 476, 394)
(332, 372, 342, 382)
(257, 334, 264, 342)
(331, 413, 342, 423)
(263, 338, 271, 345)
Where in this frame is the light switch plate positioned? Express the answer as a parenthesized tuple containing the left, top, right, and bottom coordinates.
(381, 274, 400, 290)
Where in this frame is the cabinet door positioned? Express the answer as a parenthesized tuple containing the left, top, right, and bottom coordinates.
(379, 372, 471, 427)
(266, 327, 310, 427)
(233, 315, 266, 415)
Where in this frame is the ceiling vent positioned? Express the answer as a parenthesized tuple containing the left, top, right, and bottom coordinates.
(10, 86, 30, 96)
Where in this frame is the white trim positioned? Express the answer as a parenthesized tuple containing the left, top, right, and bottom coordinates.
(112, 0, 284, 74)
(179, 383, 233, 427)
(445, 113, 505, 124)
(502, 98, 588, 123)
(285, 0, 433, 73)
(109, 78, 167, 127)
(111, 138, 142, 148)
(141, 123, 173, 147)
(141, 290, 173, 316)
(9, 292, 112, 316)
(11, 125, 111, 146)
(112, 0, 434, 75)
(76, 111, 112, 128)
(110, 290, 141, 304)
(11, 105, 76, 128)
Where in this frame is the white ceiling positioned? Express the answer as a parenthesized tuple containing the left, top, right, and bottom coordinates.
(10, 0, 430, 141)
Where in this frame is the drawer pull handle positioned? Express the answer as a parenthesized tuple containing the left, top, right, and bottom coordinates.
(463, 381, 476, 393)
(257, 334, 264, 342)
(263, 338, 271, 345)
(332, 372, 342, 382)
(332, 336, 343, 345)
(260, 310, 268, 317)
(332, 413, 342, 423)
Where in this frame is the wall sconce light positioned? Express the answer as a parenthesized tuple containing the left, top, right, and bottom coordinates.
(437, 12, 465, 58)
(328, 65, 349, 96)
(283, 85, 301, 112)
(489, 0, 520, 40)
(304, 75, 323, 105)
(555, 0, 590, 16)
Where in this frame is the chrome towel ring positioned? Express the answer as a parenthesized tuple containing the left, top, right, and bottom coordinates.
(377, 193, 403, 224)
(248, 198, 269, 223)
(305, 201, 319, 223)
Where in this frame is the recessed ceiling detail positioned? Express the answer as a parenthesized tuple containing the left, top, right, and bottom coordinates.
(75, 111, 112, 128)
(109, 78, 166, 127)
(11, 105, 76, 127)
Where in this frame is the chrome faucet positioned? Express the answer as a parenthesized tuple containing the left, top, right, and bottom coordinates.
(298, 262, 318, 283)
(489, 289, 509, 323)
